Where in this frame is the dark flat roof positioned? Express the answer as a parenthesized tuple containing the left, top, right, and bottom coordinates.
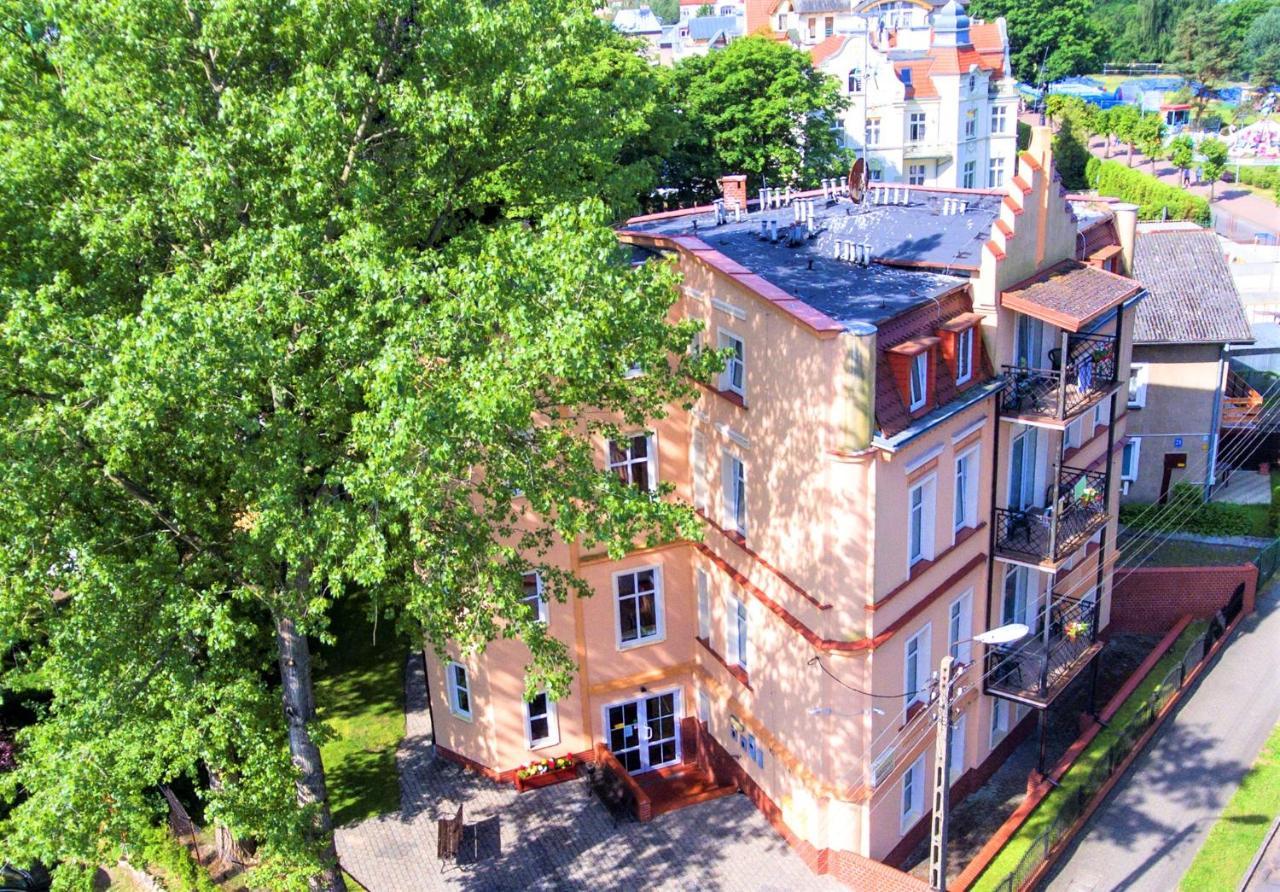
(626, 189, 1003, 327)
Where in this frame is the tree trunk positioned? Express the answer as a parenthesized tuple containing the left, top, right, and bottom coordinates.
(276, 609, 346, 892)
(208, 771, 245, 870)
(1128, 143, 1134, 166)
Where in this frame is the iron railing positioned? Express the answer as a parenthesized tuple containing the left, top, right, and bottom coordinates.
(986, 596, 1101, 703)
(999, 333, 1118, 421)
(986, 626, 1215, 891)
(994, 466, 1109, 565)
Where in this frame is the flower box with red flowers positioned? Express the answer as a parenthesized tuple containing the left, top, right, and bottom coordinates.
(513, 755, 577, 792)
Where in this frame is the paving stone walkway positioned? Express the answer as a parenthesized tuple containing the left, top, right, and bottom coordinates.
(334, 654, 842, 892)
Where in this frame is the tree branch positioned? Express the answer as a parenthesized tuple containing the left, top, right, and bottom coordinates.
(338, 16, 409, 188)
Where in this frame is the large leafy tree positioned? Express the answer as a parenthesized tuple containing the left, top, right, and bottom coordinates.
(970, 0, 1105, 83)
(0, 1, 708, 889)
(660, 36, 849, 202)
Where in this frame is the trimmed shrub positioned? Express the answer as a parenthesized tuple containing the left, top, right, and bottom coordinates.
(1085, 158, 1211, 224)
(1120, 483, 1269, 537)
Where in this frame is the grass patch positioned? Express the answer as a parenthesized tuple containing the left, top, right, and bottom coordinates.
(1180, 721, 1280, 891)
(973, 621, 1209, 891)
(314, 600, 409, 826)
(1120, 483, 1274, 539)
(1133, 540, 1260, 567)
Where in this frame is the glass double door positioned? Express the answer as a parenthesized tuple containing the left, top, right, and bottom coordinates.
(605, 691, 680, 773)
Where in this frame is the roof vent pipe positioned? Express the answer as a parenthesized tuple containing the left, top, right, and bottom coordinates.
(769, 218, 779, 241)
(714, 198, 726, 225)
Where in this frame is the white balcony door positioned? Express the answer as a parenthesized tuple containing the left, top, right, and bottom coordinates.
(1016, 315, 1045, 369)
(604, 691, 682, 774)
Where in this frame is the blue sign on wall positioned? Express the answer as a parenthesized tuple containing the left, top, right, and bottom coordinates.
(1174, 437, 1184, 448)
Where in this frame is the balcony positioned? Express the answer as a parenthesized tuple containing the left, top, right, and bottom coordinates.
(999, 332, 1118, 423)
(994, 466, 1110, 567)
(985, 596, 1103, 707)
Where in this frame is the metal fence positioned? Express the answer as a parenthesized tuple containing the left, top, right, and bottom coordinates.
(987, 628, 1214, 892)
(1255, 539, 1280, 589)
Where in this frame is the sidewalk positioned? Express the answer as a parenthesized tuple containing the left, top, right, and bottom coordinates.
(1042, 583, 1280, 891)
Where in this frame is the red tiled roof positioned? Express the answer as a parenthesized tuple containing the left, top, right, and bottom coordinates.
(1001, 260, 1141, 332)
(745, 0, 780, 34)
(895, 60, 939, 99)
(927, 45, 1004, 75)
(968, 22, 1004, 53)
(809, 34, 849, 66)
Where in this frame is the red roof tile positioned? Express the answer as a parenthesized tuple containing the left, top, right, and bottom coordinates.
(809, 34, 849, 66)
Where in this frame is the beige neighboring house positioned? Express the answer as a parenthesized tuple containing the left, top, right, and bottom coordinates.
(424, 131, 1143, 881)
(1123, 223, 1254, 504)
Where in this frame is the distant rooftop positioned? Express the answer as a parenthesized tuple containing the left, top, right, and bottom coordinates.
(625, 187, 1003, 328)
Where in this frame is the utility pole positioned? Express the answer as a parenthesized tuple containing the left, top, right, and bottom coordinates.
(928, 655, 958, 892)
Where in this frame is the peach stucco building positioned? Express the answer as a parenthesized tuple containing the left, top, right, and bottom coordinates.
(423, 129, 1144, 880)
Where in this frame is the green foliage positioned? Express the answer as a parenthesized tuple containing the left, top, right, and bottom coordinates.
(1173, 1, 1235, 102)
(1118, 484, 1273, 536)
(1232, 165, 1280, 205)
(696, 3, 715, 15)
(133, 827, 218, 892)
(650, 0, 680, 22)
(1247, 8, 1280, 86)
(661, 36, 849, 200)
(1054, 118, 1093, 190)
(1167, 134, 1196, 170)
(1133, 113, 1168, 167)
(969, 0, 1106, 82)
(0, 0, 716, 887)
(1199, 136, 1230, 198)
(1017, 120, 1033, 151)
(1086, 158, 1212, 222)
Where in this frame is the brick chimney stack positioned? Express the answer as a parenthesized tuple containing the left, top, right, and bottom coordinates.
(718, 174, 748, 211)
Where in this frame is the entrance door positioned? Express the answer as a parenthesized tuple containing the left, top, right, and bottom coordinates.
(1008, 428, 1040, 510)
(1159, 453, 1188, 504)
(605, 691, 682, 774)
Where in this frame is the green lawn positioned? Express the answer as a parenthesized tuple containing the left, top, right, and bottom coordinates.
(1180, 721, 1280, 891)
(314, 601, 408, 826)
(974, 621, 1209, 891)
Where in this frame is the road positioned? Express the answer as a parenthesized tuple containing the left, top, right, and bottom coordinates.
(1042, 582, 1280, 892)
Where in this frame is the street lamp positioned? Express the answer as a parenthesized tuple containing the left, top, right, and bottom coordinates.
(928, 623, 1030, 892)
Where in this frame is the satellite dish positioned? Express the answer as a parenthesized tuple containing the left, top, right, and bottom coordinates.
(848, 158, 867, 202)
(973, 623, 1030, 645)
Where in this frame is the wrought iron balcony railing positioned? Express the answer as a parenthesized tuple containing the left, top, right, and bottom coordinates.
(994, 466, 1109, 566)
(999, 332, 1118, 422)
(985, 595, 1102, 706)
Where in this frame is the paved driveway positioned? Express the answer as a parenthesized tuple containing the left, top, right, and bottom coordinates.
(1042, 583, 1280, 892)
(335, 656, 842, 892)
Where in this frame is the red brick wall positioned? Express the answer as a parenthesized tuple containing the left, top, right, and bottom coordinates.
(1110, 563, 1256, 634)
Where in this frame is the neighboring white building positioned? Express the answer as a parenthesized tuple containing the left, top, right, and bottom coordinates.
(679, 0, 748, 23)
(809, 0, 1019, 188)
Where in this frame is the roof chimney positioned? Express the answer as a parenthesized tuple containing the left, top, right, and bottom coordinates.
(1112, 202, 1139, 275)
(718, 175, 748, 212)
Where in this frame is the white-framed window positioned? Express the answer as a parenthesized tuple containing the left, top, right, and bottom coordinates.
(866, 117, 881, 146)
(725, 594, 749, 670)
(446, 661, 473, 720)
(991, 106, 1008, 134)
(697, 688, 711, 724)
(908, 163, 927, 186)
(1066, 415, 1083, 450)
(615, 566, 664, 648)
(696, 567, 711, 640)
(825, 14, 834, 35)
(908, 112, 927, 143)
(1128, 363, 1149, 408)
(988, 157, 1006, 188)
(1002, 564, 1031, 627)
(869, 164, 884, 182)
(692, 428, 709, 512)
(904, 624, 932, 706)
(848, 70, 864, 93)
(1008, 426, 1040, 510)
(909, 351, 928, 410)
(521, 571, 547, 624)
(1122, 437, 1142, 482)
(967, 74, 976, 93)
(724, 452, 747, 536)
(524, 691, 559, 749)
(948, 590, 973, 663)
(901, 754, 926, 832)
(608, 434, 657, 492)
(954, 448, 979, 532)
(964, 109, 977, 139)
(718, 330, 746, 398)
(962, 160, 976, 188)
(990, 697, 1010, 747)
(956, 326, 974, 385)
(909, 475, 937, 567)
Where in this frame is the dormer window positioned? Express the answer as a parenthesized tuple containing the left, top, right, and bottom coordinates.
(909, 353, 928, 410)
(957, 327, 974, 384)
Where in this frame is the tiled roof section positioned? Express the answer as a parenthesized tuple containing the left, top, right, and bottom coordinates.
(1079, 217, 1120, 258)
(875, 289, 993, 437)
(1132, 229, 1253, 344)
(968, 22, 1004, 53)
(792, 0, 850, 11)
(809, 34, 849, 65)
(689, 15, 744, 41)
(895, 60, 939, 99)
(927, 45, 1003, 75)
(745, 0, 780, 33)
(1002, 260, 1142, 332)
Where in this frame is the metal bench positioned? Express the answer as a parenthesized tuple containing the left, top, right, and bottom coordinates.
(437, 804, 465, 870)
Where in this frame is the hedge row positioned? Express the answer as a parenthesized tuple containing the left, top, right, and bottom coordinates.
(1119, 483, 1272, 538)
(1085, 158, 1212, 225)
(1232, 164, 1280, 192)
